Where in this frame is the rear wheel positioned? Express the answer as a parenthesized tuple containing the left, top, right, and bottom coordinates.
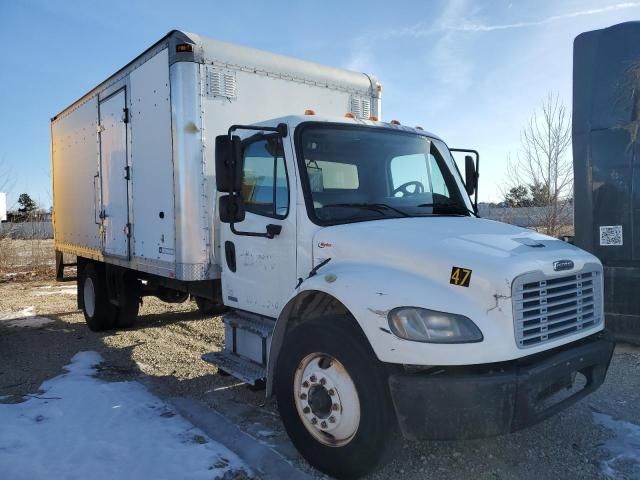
(81, 263, 117, 331)
(115, 273, 140, 328)
(275, 317, 395, 479)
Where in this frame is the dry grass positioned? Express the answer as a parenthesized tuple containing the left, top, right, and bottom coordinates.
(0, 238, 56, 281)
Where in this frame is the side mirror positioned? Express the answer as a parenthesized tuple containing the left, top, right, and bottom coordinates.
(215, 135, 243, 192)
(219, 194, 245, 223)
(464, 155, 478, 196)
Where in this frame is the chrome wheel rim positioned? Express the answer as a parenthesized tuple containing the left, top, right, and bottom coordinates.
(293, 352, 360, 447)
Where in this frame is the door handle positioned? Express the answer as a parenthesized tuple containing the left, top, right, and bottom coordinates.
(266, 224, 282, 239)
(93, 173, 100, 224)
(225, 241, 236, 272)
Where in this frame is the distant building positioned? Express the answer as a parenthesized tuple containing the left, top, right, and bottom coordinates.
(0, 192, 6, 222)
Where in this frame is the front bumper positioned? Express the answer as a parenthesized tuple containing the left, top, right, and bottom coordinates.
(388, 331, 615, 440)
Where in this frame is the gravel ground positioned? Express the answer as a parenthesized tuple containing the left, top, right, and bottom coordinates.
(1, 274, 639, 480)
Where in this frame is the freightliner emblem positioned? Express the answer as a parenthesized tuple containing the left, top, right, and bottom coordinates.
(553, 260, 574, 271)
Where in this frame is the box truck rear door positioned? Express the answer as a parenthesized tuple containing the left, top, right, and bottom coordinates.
(98, 89, 130, 258)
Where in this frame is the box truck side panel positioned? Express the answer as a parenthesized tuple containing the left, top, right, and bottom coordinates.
(201, 65, 359, 144)
(129, 48, 176, 266)
(52, 97, 102, 254)
(191, 33, 379, 118)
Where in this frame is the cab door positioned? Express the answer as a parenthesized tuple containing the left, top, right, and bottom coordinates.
(220, 134, 297, 318)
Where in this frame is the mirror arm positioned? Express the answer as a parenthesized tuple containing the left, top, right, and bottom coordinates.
(230, 219, 280, 239)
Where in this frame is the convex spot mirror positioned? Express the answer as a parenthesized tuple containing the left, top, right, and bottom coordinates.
(215, 135, 243, 193)
(219, 194, 245, 224)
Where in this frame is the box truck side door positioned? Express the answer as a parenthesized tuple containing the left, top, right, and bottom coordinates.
(220, 135, 297, 318)
(98, 88, 130, 258)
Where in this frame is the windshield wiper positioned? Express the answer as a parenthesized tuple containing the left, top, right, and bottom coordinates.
(321, 203, 410, 217)
(417, 203, 475, 216)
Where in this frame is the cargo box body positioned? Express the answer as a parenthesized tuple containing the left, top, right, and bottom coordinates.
(51, 30, 380, 281)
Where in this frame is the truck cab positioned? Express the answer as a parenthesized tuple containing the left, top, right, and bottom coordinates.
(207, 114, 614, 478)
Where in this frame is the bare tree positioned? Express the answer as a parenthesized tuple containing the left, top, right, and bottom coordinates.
(504, 94, 573, 236)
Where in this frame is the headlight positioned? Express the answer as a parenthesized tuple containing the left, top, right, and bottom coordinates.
(388, 307, 483, 343)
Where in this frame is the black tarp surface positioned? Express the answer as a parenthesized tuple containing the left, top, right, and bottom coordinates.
(573, 21, 640, 342)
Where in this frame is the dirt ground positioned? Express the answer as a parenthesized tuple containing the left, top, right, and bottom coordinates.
(1, 253, 639, 479)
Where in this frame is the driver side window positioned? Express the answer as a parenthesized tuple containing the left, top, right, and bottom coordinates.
(241, 139, 289, 218)
(390, 154, 429, 196)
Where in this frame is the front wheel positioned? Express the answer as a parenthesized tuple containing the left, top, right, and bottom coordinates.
(275, 317, 395, 479)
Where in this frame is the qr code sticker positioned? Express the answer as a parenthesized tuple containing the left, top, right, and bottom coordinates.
(599, 225, 623, 246)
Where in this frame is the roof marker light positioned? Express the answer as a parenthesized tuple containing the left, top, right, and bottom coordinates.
(390, 119, 401, 125)
(304, 109, 316, 115)
(345, 112, 355, 118)
(415, 126, 424, 130)
(368, 115, 379, 121)
(176, 43, 193, 53)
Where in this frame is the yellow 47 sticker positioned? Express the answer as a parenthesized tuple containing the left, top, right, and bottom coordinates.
(450, 266, 472, 287)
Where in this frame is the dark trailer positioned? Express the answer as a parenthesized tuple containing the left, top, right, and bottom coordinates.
(573, 21, 640, 343)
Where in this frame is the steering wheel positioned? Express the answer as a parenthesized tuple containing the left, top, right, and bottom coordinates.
(393, 181, 424, 197)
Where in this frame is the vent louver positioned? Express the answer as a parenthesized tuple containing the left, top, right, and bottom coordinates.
(205, 67, 237, 99)
(350, 96, 371, 119)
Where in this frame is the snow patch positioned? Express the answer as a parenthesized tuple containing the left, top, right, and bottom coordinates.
(0, 307, 54, 328)
(593, 411, 640, 479)
(0, 351, 250, 480)
(33, 285, 77, 296)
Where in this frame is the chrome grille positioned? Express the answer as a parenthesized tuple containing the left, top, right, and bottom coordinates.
(512, 269, 602, 349)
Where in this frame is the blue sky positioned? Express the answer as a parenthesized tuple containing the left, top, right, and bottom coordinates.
(1, 0, 639, 208)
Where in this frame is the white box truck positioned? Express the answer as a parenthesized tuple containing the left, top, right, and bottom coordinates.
(51, 30, 614, 479)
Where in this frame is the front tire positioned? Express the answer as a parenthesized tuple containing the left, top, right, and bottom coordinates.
(275, 317, 395, 479)
(81, 263, 117, 331)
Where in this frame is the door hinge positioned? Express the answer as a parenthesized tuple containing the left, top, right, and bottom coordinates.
(124, 165, 131, 180)
(125, 223, 132, 238)
(122, 107, 129, 124)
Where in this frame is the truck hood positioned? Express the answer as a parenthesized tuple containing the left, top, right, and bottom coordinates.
(309, 216, 603, 366)
(313, 217, 599, 292)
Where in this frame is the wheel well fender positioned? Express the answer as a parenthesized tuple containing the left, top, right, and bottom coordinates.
(266, 289, 364, 396)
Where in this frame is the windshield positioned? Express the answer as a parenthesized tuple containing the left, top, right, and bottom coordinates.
(298, 125, 475, 225)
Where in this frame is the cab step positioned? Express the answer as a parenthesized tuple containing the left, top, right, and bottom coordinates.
(202, 351, 266, 386)
(225, 311, 273, 338)
(202, 310, 275, 386)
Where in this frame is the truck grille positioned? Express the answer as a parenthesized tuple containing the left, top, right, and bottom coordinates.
(512, 269, 602, 349)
